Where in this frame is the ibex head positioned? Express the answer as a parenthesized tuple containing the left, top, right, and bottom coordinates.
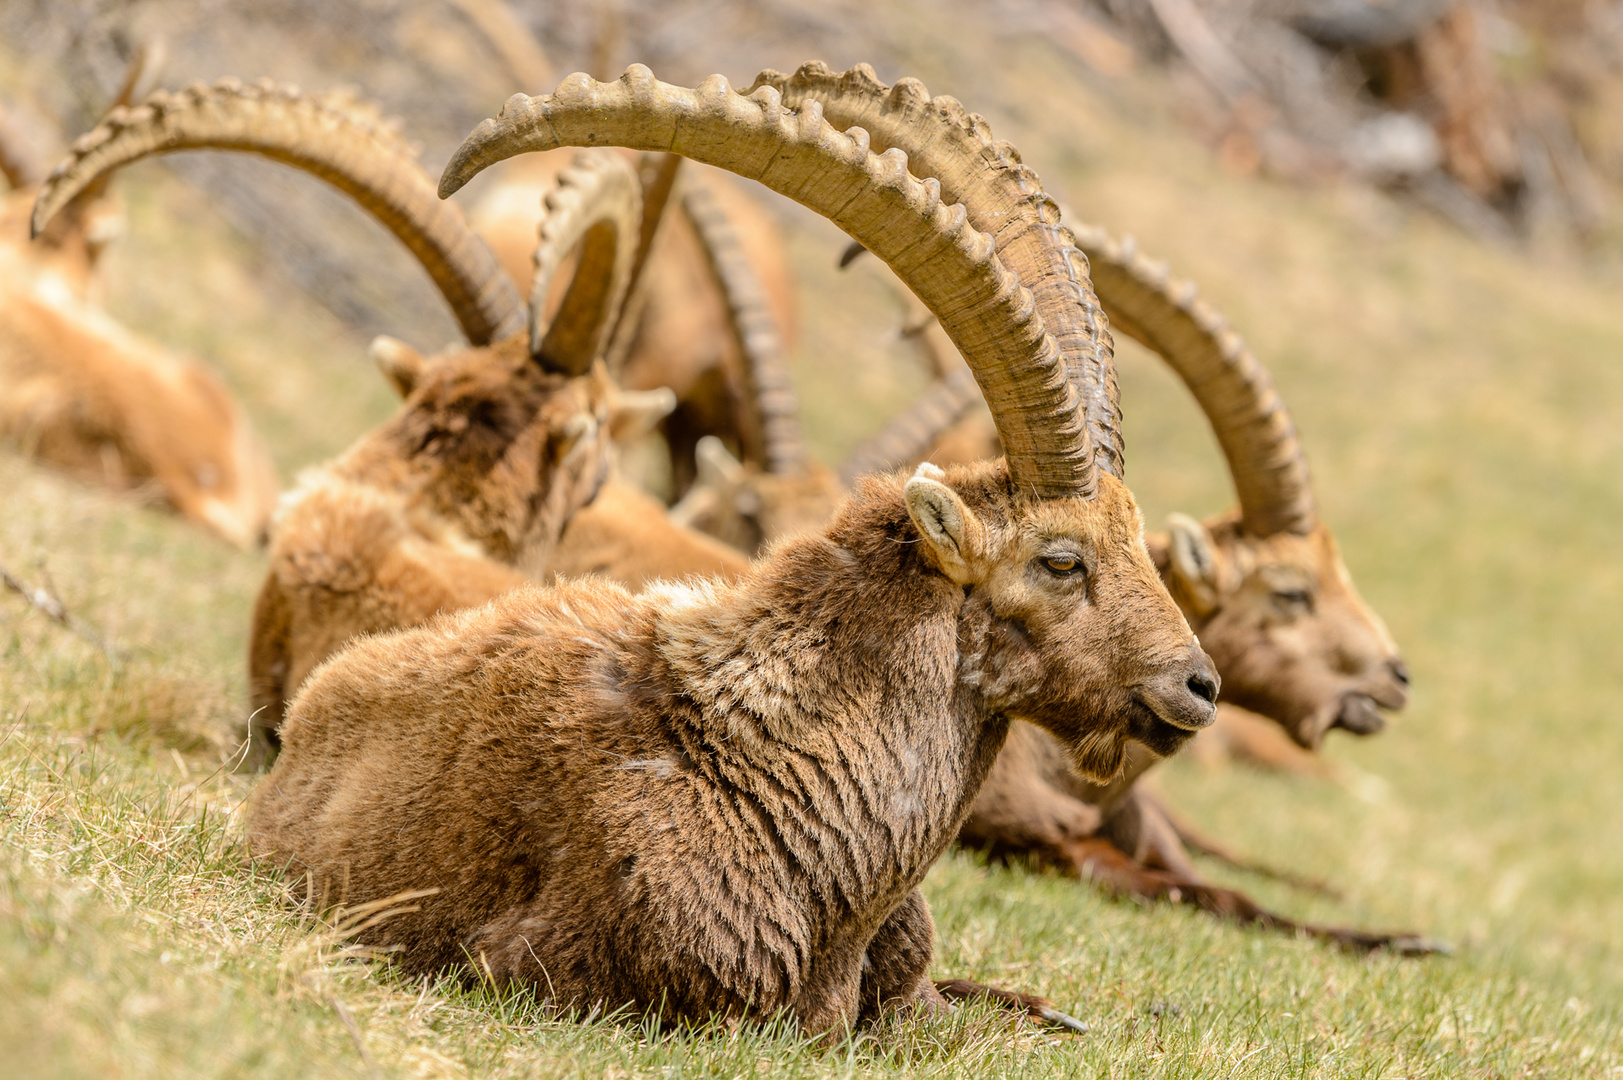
(1068, 222, 1411, 752)
(367, 334, 672, 566)
(668, 436, 844, 553)
(343, 336, 616, 564)
(1160, 512, 1405, 748)
(842, 196, 1414, 756)
(904, 463, 1217, 779)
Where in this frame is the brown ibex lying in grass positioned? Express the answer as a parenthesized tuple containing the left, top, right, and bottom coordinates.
(31, 83, 693, 766)
(247, 68, 1218, 1032)
(688, 63, 1432, 952)
(4, 74, 279, 547)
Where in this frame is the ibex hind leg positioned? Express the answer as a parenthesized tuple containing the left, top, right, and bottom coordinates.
(933, 979, 1089, 1033)
(854, 888, 1086, 1033)
(1134, 787, 1342, 898)
(1066, 837, 1449, 956)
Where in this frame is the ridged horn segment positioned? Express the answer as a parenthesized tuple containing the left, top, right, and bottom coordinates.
(604, 153, 683, 371)
(528, 149, 642, 374)
(29, 79, 524, 346)
(682, 181, 805, 475)
(748, 61, 1123, 481)
(1073, 221, 1316, 536)
(441, 67, 1096, 499)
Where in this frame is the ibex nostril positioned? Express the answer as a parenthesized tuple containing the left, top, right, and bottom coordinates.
(1187, 672, 1218, 704)
(1390, 658, 1411, 686)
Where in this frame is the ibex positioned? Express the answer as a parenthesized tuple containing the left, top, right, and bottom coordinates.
(247, 68, 1218, 1032)
(29, 83, 688, 765)
(4, 71, 279, 548)
(452, 0, 801, 494)
(703, 63, 1431, 952)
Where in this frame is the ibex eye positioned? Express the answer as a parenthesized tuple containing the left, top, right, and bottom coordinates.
(1042, 555, 1082, 575)
(1274, 588, 1313, 611)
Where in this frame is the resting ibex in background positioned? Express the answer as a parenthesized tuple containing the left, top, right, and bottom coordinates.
(473, 156, 799, 489)
(451, 0, 801, 496)
(4, 65, 279, 548)
(248, 67, 1218, 1033)
(30, 83, 700, 765)
(676, 63, 1429, 952)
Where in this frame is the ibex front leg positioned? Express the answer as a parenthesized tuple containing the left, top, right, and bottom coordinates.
(860, 890, 1088, 1031)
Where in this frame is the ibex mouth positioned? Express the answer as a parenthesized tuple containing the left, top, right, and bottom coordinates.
(1127, 689, 1215, 758)
(1330, 692, 1387, 737)
(1295, 691, 1391, 749)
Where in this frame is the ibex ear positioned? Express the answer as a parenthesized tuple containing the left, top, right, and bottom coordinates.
(556, 412, 600, 465)
(369, 336, 427, 398)
(607, 386, 677, 444)
(905, 465, 983, 585)
(1166, 512, 1221, 617)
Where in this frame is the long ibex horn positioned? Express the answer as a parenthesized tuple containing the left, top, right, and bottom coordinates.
(441, 67, 1100, 500)
(749, 62, 1122, 484)
(526, 149, 642, 374)
(682, 181, 805, 476)
(31, 79, 523, 345)
(1072, 221, 1316, 536)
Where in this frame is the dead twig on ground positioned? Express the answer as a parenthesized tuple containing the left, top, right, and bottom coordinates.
(0, 554, 123, 664)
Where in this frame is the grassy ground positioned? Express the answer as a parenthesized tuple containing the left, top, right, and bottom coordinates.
(6, 5, 1623, 1076)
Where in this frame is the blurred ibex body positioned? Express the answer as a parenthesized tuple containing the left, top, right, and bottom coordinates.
(248, 69, 1216, 1030)
(3, 88, 278, 547)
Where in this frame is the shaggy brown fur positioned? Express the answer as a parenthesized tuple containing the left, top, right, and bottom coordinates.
(245, 337, 620, 767)
(719, 401, 1418, 942)
(0, 180, 278, 547)
(547, 478, 749, 590)
(248, 463, 1216, 1031)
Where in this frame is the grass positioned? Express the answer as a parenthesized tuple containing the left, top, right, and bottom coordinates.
(6, 6, 1623, 1076)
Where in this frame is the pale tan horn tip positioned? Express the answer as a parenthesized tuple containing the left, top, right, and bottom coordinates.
(30, 181, 74, 239)
(440, 116, 513, 198)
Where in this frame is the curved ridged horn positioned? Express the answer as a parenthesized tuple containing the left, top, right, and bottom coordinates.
(604, 152, 683, 371)
(747, 62, 1123, 481)
(681, 181, 805, 475)
(441, 67, 1097, 500)
(839, 367, 980, 486)
(1072, 221, 1316, 536)
(30, 79, 523, 346)
(527, 149, 641, 374)
(845, 223, 1318, 536)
